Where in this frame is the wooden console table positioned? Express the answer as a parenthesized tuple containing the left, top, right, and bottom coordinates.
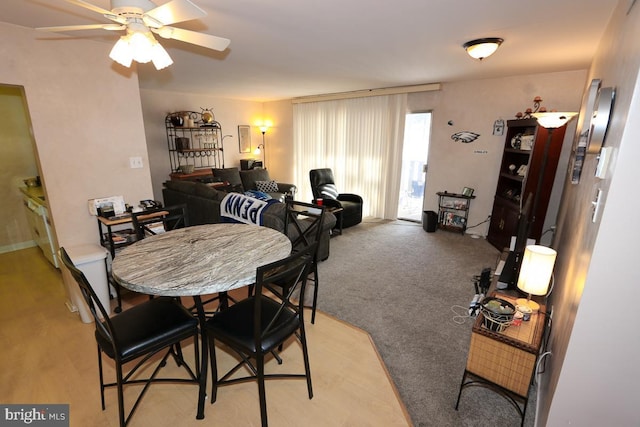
(455, 293, 546, 427)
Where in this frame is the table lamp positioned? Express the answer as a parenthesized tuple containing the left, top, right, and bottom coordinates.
(516, 245, 557, 314)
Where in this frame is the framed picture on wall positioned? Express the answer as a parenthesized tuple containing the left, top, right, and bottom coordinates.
(238, 125, 251, 153)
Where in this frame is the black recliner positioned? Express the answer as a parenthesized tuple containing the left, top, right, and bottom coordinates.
(309, 168, 363, 229)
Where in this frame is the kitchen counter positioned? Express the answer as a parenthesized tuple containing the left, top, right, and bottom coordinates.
(21, 185, 58, 268)
(20, 186, 47, 206)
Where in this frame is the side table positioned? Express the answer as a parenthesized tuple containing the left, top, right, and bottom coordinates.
(97, 211, 168, 312)
(455, 293, 546, 426)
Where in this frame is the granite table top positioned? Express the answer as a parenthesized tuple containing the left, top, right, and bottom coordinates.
(112, 223, 292, 297)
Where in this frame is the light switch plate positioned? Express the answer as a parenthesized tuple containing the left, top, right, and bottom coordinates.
(595, 146, 612, 179)
(129, 157, 143, 169)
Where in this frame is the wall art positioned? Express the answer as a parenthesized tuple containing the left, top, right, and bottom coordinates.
(238, 125, 251, 153)
(451, 131, 480, 143)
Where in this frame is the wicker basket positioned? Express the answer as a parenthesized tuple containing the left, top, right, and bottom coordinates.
(480, 297, 515, 332)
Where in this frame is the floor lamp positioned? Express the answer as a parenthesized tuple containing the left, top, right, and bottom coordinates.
(254, 125, 268, 168)
(530, 112, 577, 226)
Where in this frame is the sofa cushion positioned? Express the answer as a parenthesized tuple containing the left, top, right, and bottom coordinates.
(212, 168, 244, 192)
(239, 169, 271, 191)
(164, 179, 199, 195)
(195, 183, 227, 201)
(255, 180, 279, 193)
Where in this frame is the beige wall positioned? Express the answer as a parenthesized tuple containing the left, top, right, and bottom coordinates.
(4, 11, 639, 423)
(410, 71, 586, 238)
(139, 89, 278, 201)
(0, 23, 153, 249)
(542, 2, 640, 425)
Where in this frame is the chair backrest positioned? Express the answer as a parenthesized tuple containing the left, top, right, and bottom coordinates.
(309, 168, 339, 200)
(255, 244, 316, 340)
(283, 200, 326, 256)
(131, 204, 189, 240)
(59, 247, 117, 351)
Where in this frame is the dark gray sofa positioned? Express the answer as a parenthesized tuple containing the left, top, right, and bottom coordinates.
(162, 180, 336, 260)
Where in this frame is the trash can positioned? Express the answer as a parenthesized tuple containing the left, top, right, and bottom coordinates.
(60, 244, 109, 323)
(422, 210, 438, 233)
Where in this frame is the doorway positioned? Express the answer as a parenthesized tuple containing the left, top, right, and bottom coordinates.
(397, 112, 431, 222)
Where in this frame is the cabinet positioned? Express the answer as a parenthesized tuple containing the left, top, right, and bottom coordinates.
(166, 111, 224, 181)
(436, 192, 475, 234)
(487, 119, 567, 250)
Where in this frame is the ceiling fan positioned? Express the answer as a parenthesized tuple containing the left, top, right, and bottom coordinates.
(37, 0, 230, 70)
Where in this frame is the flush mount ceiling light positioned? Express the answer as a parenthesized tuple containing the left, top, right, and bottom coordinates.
(463, 37, 504, 60)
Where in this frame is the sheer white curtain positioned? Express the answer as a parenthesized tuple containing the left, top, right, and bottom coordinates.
(293, 94, 407, 219)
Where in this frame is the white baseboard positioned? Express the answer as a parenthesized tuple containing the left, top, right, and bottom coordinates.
(0, 240, 36, 254)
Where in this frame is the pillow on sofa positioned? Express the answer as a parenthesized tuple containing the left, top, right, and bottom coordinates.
(320, 183, 339, 200)
(255, 180, 279, 193)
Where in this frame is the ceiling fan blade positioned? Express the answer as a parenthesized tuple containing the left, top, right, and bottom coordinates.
(36, 23, 125, 32)
(64, 0, 128, 24)
(154, 26, 230, 51)
(144, 0, 206, 27)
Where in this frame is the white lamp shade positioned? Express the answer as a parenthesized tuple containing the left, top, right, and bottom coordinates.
(517, 245, 557, 296)
(532, 112, 577, 129)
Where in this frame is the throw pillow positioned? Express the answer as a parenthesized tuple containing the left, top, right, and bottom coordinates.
(320, 183, 339, 199)
(255, 180, 279, 193)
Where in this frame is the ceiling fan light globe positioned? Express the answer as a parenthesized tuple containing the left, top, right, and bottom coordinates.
(151, 43, 173, 70)
(109, 37, 133, 67)
(129, 32, 155, 63)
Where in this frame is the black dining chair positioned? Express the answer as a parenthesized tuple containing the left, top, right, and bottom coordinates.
(130, 204, 189, 240)
(60, 247, 200, 427)
(282, 200, 326, 324)
(205, 244, 316, 427)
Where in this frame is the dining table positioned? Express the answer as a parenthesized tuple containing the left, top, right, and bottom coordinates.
(111, 222, 292, 420)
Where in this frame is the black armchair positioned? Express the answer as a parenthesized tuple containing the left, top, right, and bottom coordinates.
(309, 168, 363, 229)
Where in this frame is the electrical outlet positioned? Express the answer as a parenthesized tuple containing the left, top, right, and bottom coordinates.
(129, 157, 143, 169)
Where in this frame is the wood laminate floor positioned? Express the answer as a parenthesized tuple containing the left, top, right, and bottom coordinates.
(0, 247, 411, 427)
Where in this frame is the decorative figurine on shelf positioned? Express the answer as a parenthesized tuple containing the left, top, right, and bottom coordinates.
(515, 96, 547, 119)
(170, 114, 184, 127)
(201, 107, 215, 125)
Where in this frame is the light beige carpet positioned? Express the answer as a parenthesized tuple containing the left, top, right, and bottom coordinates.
(316, 219, 537, 427)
